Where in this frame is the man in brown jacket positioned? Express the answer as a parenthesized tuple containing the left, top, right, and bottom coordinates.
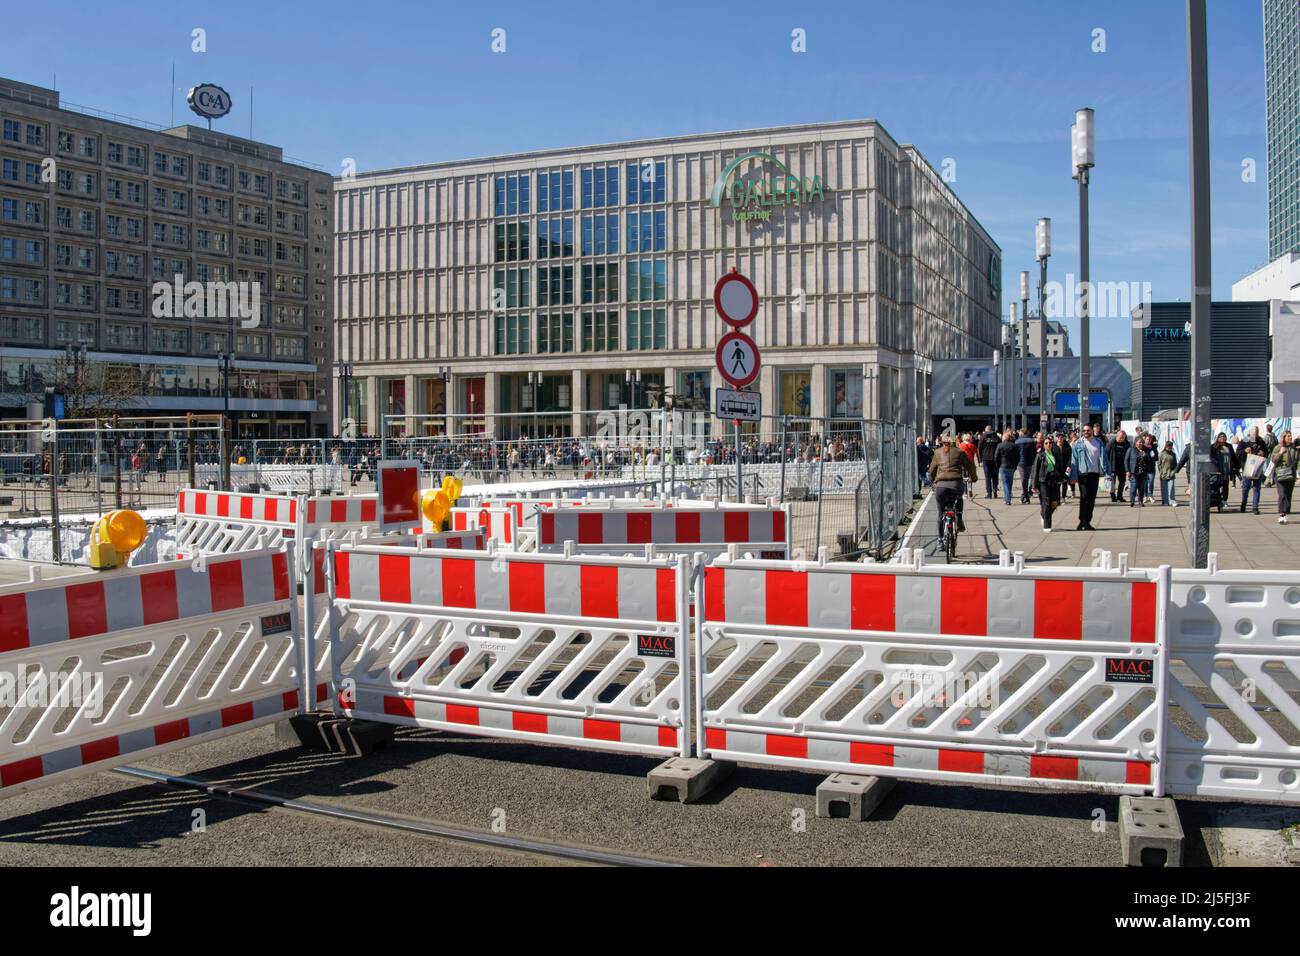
(928, 433, 979, 534)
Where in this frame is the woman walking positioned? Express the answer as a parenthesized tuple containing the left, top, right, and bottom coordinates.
(1157, 440, 1178, 506)
(1271, 430, 1298, 524)
(1032, 433, 1065, 531)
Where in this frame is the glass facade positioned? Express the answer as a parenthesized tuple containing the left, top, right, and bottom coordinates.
(1265, 0, 1299, 258)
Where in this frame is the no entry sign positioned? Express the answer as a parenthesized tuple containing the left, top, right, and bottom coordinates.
(716, 330, 760, 389)
(714, 270, 758, 328)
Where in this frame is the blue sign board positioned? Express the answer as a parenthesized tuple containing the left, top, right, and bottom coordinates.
(1054, 390, 1110, 413)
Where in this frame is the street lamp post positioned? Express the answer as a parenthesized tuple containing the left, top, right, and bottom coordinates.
(1187, 0, 1212, 567)
(218, 350, 232, 489)
(1019, 271, 1030, 431)
(1072, 108, 1096, 432)
(1035, 218, 1052, 434)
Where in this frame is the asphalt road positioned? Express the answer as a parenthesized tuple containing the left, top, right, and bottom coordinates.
(2, 721, 1281, 867)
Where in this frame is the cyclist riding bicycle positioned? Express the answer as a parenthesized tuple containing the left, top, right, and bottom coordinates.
(928, 433, 978, 536)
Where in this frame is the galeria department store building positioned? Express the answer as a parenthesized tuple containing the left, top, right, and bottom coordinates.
(333, 120, 1002, 440)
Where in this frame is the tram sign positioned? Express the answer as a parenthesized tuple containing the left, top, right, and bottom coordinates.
(715, 329, 760, 389)
(715, 387, 761, 421)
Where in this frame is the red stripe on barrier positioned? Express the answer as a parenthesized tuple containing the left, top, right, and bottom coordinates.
(140, 570, 179, 626)
(266, 498, 279, 523)
(216, 494, 230, 518)
(194, 492, 206, 515)
(513, 711, 547, 734)
(1130, 582, 1157, 644)
(938, 748, 984, 774)
(772, 510, 786, 542)
(765, 570, 809, 627)
(238, 496, 252, 520)
(446, 704, 479, 726)
(705, 727, 727, 751)
(334, 552, 351, 600)
(272, 552, 290, 601)
(627, 512, 652, 544)
(307, 500, 317, 524)
(581, 565, 619, 619)
(221, 702, 255, 727)
(0, 757, 44, 788)
(331, 500, 348, 524)
(378, 554, 412, 604)
(442, 558, 476, 608)
(1126, 761, 1152, 785)
(312, 550, 325, 595)
(453, 511, 468, 531)
(362, 499, 377, 523)
(940, 578, 987, 636)
(675, 511, 701, 543)
(0, 593, 29, 652)
(1029, 755, 1079, 780)
(851, 574, 896, 631)
(704, 567, 725, 621)
(383, 696, 415, 718)
(583, 718, 620, 742)
(578, 513, 603, 544)
(509, 562, 547, 614)
(80, 736, 120, 766)
(316, 683, 328, 702)
(1034, 579, 1083, 640)
(65, 581, 107, 640)
(766, 734, 808, 758)
(658, 726, 676, 748)
(724, 511, 749, 543)
(656, 568, 676, 622)
(154, 719, 190, 746)
(850, 742, 895, 766)
(291, 499, 299, 523)
(282, 690, 300, 712)
(540, 513, 555, 546)
(209, 559, 245, 612)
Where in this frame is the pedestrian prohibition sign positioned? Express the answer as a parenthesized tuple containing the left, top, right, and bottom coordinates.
(716, 329, 760, 389)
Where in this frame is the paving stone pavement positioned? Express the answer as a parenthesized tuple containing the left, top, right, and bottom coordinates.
(910, 481, 1299, 569)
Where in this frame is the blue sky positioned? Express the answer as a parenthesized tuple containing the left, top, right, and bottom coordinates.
(5, 0, 1273, 354)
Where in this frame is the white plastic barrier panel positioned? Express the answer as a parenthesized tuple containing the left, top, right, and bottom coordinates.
(536, 503, 790, 558)
(326, 544, 691, 758)
(174, 488, 298, 559)
(0, 548, 322, 797)
(696, 554, 1169, 795)
(441, 506, 518, 547)
(1164, 563, 1300, 804)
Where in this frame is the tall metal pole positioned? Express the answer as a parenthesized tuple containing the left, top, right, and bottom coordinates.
(1187, 0, 1212, 567)
(1019, 272, 1030, 431)
(1073, 108, 1096, 433)
(1036, 218, 1051, 435)
(220, 352, 231, 491)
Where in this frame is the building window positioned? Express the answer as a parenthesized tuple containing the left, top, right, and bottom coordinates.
(581, 213, 620, 255)
(493, 268, 530, 309)
(626, 159, 666, 204)
(626, 258, 666, 302)
(536, 313, 574, 354)
(580, 164, 621, 209)
(493, 173, 530, 216)
(581, 310, 619, 352)
(626, 308, 666, 350)
(537, 265, 574, 306)
(493, 221, 529, 262)
(626, 210, 666, 252)
(537, 168, 574, 213)
(494, 314, 529, 355)
(581, 261, 620, 304)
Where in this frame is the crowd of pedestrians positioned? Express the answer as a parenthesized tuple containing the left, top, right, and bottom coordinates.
(918, 421, 1298, 535)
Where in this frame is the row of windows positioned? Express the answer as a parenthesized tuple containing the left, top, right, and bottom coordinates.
(492, 161, 667, 219)
(492, 308, 665, 355)
(1, 195, 307, 244)
(492, 213, 663, 261)
(494, 264, 621, 308)
(3, 118, 309, 201)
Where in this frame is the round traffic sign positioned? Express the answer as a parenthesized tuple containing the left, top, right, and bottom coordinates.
(714, 271, 758, 328)
(716, 330, 760, 389)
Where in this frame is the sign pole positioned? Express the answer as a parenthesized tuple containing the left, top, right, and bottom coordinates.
(735, 417, 743, 502)
(1187, 0, 1212, 567)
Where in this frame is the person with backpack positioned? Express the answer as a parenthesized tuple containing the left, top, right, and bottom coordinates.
(1269, 430, 1297, 524)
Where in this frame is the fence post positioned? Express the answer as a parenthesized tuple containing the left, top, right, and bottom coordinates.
(186, 418, 196, 490)
(112, 418, 122, 508)
(778, 415, 788, 503)
(93, 423, 103, 518)
(49, 426, 61, 563)
(814, 453, 824, 553)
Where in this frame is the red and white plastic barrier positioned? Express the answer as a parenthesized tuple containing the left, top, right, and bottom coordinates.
(536, 501, 789, 558)
(324, 543, 691, 758)
(696, 551, 1169, 796)
(0, 548, 326, 797)
(174, 488, 298, 560)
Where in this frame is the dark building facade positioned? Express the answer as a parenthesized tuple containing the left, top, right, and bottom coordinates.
(1130, 301, 1270, 418)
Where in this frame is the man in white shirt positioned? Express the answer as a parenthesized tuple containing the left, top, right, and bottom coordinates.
(1070, 423, 1110, 531)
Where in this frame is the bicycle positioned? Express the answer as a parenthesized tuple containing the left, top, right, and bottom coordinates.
(940, 506, 959, 563)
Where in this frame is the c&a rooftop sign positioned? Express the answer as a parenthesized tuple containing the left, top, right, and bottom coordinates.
(710, 151, 826, 223)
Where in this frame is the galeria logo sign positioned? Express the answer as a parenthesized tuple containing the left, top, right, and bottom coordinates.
(709, 151, 826, 223)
